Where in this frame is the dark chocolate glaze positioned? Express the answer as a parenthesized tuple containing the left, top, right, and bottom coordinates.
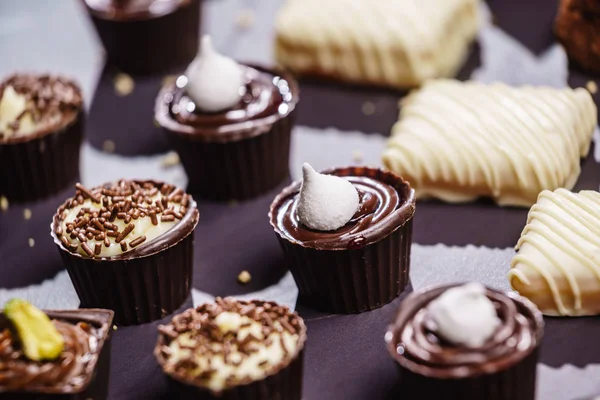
(386, 284, 544, 379)
(269, 167, 415, 250)
(155, 65, 299, 142)
(50, 179, 199, 261)
(0, 309, 113, 394)
(0, 74, 83, 144)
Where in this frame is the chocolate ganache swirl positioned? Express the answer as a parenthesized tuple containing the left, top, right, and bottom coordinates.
(270, 167, 415, 250)
(0, 320, 93, 391)
(156, 65, 298, 141)
(387, 284, 544, 378)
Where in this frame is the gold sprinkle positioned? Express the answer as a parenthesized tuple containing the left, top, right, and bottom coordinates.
(0, 196, 8, 212)
(238, 270, 251, 284)
(112, 325, 118, 331)
(114, 73, 135, 96)
(28, 238, 35, 247)
(352, 150, 363, 163)
(361, 101, 376, 116)
(23, 208, 32, 220)
(103, 140, 116, 153)
(160, 151, 180, 168)
(586, 80, 598, 94)
(162, 74, 177, 87)
(236, 8, 255, 29)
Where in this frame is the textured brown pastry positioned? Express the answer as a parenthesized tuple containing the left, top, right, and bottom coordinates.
(555, 0, 600, 74)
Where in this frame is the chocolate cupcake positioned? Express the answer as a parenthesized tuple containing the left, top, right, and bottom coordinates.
(386, 283, 544, 400)
(50, 179, 199, 325)
(155, 36, 299, 201)
(155, 297, 306, 400)
(82, 0, 201, 74)
(0, 74, 84, 202)
(0, 299, 113, 399)
(269, 164, 416, 313)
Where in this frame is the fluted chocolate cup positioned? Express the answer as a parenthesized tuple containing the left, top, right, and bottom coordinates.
(0, 74, 84, 203)
(82, 0, 201, 75)
(156, 64, 299, 201)
(0, 308, 113, 400)
(386, 284, 544, 400)
(154, 299, 306, 400)
(269, 166, 416, 314)
(51, 180, 199, 326)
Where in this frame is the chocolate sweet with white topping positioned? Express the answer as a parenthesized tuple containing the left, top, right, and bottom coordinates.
(53, 179, 192, 258)
(155, 298, 306, 394)
(0, 74, 82, 141)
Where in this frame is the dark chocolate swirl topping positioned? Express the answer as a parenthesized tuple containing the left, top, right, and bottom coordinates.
(270, 167, 415, 250)
(387, 284, 544, 379)
(155, 65, 298, 141)
(0, 74, 82, 141)
(0, 320, 93, 391)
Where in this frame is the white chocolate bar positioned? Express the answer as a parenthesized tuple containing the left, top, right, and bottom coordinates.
(509, 189, 600, 316)
(274, 0, 479, 88)
(382, 80, 597, 207)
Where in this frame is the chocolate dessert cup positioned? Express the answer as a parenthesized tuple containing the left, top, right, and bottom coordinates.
(0, 74, 84, 203)
(51, 179, 199, 326)
(0, 307, 113, 400)
(155, 64, 299, 201)
(82, 0, 201, 75)
(386, 284, 544, 400)
(269, 166, 416, 314)
(154, 298, 306, 400)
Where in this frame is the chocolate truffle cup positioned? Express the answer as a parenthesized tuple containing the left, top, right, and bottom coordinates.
(0, 75, 84, 203)
(50, 180, 200, 326)
(269, 166, 416, 314)
(0, 308, 113, 400)
(82, 0, 201, 75)
(385, 284, 544, 400)
(155, 65, 299, 201)
(154, 299, 307, 400)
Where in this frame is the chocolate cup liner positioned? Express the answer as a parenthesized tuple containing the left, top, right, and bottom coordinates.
(55, 230, 195, 326)
(87, 0, 200, 75)
(166, 108, 296, 202)
(391, 347, 539, 400)
(52, 195, 199, 326)
(270, 167, 415, 314)
(165, 349, 304, 400)
(0, 112, 84, 203)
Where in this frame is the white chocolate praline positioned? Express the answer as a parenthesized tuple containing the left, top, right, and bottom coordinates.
(184, 35, 245, 113)
(426, 283, 500, 348)
(167, 311, 300, 392)
(296, 163, 360, 231)
(509, 188, 600, 316)
(275, 0, 479, 88)
(0, 86, 35, 138)
(383, 79, 597, 207)
(60, 193, 185, 258)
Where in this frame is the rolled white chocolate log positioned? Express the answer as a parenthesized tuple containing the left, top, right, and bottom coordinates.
(509, 189, 600, 316)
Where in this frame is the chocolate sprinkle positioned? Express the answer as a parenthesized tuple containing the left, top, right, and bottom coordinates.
(54, 179, 190, 258)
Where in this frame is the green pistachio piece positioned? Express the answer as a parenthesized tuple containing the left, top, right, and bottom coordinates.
(4, 299, 64, 361)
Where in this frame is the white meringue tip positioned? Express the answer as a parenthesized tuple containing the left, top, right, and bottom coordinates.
(201, 35, 213, 54)
(301, 163, 317, 180)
